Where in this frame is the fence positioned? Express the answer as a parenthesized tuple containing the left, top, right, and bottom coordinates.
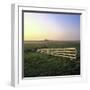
(37, 48, 77, 60)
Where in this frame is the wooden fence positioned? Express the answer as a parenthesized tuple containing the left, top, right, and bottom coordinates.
(37, 48, 77, 60)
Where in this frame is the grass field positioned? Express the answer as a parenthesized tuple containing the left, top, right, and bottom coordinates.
(24, 40, 80, 77)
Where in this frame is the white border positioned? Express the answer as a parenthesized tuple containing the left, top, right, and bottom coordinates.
(11, 4, 87, 87)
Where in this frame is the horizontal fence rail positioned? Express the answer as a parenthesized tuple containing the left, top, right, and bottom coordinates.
(37, 48, 77, 60)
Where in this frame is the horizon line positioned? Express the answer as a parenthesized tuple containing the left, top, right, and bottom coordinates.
(24, 40, 80, 42)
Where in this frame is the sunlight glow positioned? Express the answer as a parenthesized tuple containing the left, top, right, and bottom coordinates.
(24, 12, 80, 41)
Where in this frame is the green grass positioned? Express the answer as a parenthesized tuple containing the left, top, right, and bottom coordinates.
(24, 41, 80, 77)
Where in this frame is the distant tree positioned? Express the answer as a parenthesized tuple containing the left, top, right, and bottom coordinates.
(44, 39, 49, 42)
(43, 39, 49, 48)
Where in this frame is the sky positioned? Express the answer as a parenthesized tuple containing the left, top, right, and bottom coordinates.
(24, 12, 80, 41)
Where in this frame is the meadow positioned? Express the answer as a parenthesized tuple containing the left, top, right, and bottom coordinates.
(24, 40, 80, 77)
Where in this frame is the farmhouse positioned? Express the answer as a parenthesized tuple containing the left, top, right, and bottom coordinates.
(37, 48, 77, 60)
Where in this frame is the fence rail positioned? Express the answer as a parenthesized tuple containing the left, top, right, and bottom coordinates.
(37, 48, 77, 60)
